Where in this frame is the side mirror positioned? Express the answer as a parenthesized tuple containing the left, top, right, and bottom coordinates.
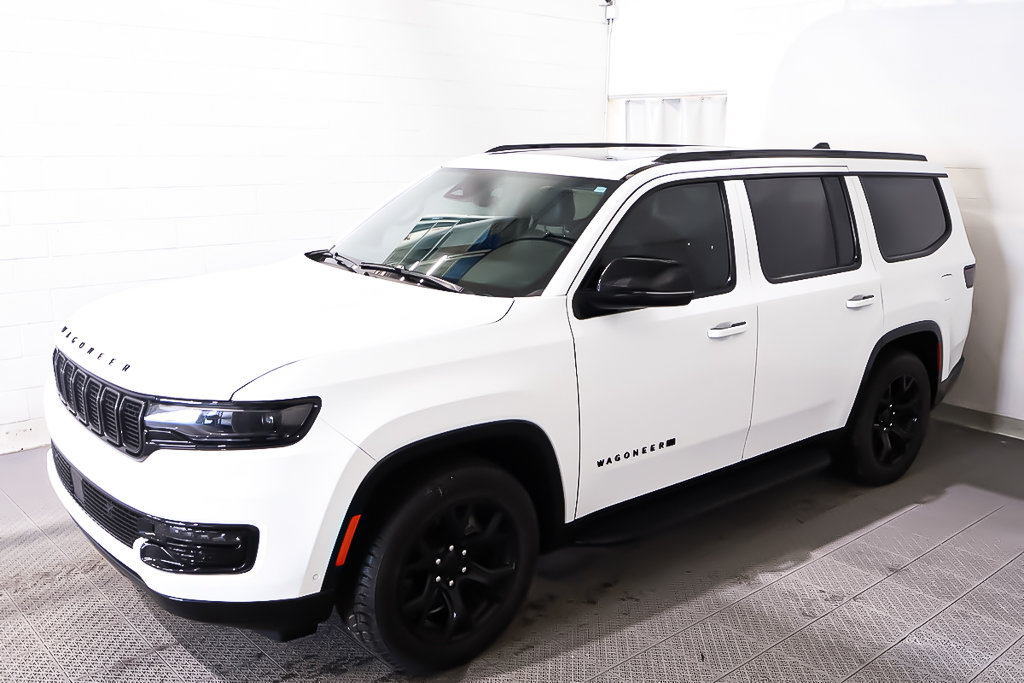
(577, 256, 695, 317)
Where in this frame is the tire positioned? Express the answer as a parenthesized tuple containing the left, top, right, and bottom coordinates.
(839, 351, 931, 486)
(345, 462, 538, 673)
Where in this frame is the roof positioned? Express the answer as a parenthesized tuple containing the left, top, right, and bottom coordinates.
(446, 143, 940, 181)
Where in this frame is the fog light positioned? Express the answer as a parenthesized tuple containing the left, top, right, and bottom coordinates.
(153, 522, 242, 546)
(138, 520, 258, 574)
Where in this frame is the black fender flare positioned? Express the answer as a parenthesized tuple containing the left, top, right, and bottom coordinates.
(320, 419, 566, 594)
(846, 320, 943, 430)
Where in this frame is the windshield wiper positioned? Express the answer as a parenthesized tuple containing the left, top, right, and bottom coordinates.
(323, 250, 361, 272)
(357, 262, 464, 293)
(316, 250, 464, 293)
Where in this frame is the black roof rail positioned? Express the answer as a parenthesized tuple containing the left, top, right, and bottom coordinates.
(486, 142, 698, 154)
(653, 149, 927, 163)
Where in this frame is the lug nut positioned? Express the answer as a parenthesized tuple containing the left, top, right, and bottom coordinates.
(449, 545, 455, 551)
(448, 579, 455, 587)
(461, 566, 467, 573)
(435, 558, 441, 565)
(435, 576, 441, 583)
(461, 549, 467, 556)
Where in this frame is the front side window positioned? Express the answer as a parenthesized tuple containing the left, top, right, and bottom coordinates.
(330, 168, 619, 296)
(746, 176, 859, 282)
(860, 175, 950, 261)
(590, 181, 734, 297)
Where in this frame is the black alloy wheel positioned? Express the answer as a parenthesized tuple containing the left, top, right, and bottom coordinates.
(346, 463, 537, 673)
(871, 373, 924, 465)
(841, 351, 931, 485)
(397, 499, 519, 643)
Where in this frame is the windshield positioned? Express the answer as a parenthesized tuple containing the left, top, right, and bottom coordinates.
(331, 168, 619, 296)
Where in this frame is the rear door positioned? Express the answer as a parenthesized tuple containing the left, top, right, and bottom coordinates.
(736, 173, 884, 458)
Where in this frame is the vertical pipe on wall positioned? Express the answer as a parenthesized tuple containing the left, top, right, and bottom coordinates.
(602, 1, 616, 141)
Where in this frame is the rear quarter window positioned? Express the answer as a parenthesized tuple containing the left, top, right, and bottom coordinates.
(860, 176, 951, 261)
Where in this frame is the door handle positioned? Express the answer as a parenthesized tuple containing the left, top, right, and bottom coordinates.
(708, 321, 748, 339)
(846, 294, 876, 309)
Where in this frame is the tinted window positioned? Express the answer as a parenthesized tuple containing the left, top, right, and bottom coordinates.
(860, 176, 949, 261)
(594, 182, 733, 297)
(746, 176, 858, 282)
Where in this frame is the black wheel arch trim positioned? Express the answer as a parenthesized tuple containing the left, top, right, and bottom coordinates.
(935, 355, 965, 406)
(323, 420, 566, 594)
(849, 321, 944, 429)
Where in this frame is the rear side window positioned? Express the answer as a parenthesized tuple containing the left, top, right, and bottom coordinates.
(595, 181, 733, 298)
(745, 176, 859, 282)
(860, 176, 950, 261)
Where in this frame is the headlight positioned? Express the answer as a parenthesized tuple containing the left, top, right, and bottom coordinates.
(143, 398, 320, 450)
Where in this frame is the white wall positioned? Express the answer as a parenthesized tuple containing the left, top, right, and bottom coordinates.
(0, 0, 609, 450)
(611, 0, 1024, 423)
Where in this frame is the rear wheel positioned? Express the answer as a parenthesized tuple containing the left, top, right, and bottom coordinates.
(345, 463, 537, 673)
(839, 351, 931, 485)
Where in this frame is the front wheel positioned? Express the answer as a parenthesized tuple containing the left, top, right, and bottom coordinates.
(840, 351, 932, 485)
(345, 463, 538, 673)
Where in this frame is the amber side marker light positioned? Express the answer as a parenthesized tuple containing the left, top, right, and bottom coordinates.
(335, 514, 362, 566)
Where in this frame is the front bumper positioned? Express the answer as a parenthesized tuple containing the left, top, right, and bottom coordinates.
(44, 382, 376, 605)
(81, 526, 334, 640)
(52, 445, 260, 574)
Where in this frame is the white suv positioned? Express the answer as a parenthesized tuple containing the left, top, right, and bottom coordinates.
(45, 143, 975, 672)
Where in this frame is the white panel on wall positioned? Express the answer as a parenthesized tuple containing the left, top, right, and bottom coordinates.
(0, 0, 609, 449)
(608, 93, 727, 144)
(611, 0, 1024, 425)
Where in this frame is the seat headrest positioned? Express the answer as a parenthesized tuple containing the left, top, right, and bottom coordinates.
(538, 190, 575, 227)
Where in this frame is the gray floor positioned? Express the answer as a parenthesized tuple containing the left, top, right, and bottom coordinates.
(3, 421, 1024, 682)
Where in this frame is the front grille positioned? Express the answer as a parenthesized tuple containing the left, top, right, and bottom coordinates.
(53, 445, 142, 547)
(53, 447, 73, 491)
(53, 350, 147, 456)
(120, 396, 145, 453)
(52, 445, 258, 573)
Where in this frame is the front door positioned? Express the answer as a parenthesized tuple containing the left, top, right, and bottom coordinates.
(571, 179, 758, 518)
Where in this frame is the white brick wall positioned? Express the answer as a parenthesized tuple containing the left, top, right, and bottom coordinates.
(0, 0, 609, 447)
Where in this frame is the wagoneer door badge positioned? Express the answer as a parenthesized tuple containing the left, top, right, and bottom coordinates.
(61, 325, 131, 372)
(597, 437, 676, 468)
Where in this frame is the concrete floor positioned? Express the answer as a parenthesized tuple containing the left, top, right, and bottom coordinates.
(2, 421, 1024, 682)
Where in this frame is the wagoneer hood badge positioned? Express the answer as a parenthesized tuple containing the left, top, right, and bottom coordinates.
(56, 255, 513, 400)
(59, 325, 131, 373)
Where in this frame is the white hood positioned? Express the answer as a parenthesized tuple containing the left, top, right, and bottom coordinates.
(55, 255, 514, 399)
